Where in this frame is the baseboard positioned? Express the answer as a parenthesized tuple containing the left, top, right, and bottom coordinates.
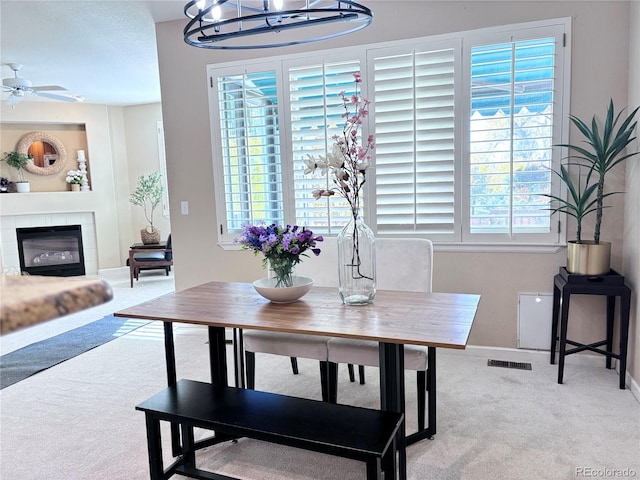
(98, 266, 129, 275)
(621, 364, 640, 403)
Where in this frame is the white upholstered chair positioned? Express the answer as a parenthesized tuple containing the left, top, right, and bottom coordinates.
(327, 238, 433, 436)
(244, 237, 434, 436)
(242, 240, 339, 401)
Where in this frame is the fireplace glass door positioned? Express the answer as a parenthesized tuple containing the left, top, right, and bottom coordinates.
(17, 225, 86, 276)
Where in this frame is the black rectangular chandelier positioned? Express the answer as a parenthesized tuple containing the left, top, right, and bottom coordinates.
(184, 1, 373, 50)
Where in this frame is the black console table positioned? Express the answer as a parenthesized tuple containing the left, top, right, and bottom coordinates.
(550, 267, 631, 389)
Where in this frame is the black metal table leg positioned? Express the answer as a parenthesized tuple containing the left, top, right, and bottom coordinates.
(379, 342, 405, 480)
(144, 413, 164, 480)
(619, 289, 631, 389)
(427, 346, 436, 437)
(233, 328, 245, 388)
(557, 289, 571, 384)
(208, 326, 228, 386)
(163, 321, 181, 457)
(550, 282, 561, 364)
(605, 296, 615, 369)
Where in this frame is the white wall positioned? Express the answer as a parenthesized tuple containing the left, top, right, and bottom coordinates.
(155, 1, 637, 383)
(623, 2, 639, 390)
(122, 103, 170, 254)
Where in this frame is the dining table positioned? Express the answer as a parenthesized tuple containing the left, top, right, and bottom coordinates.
(115, 281, 480, 480)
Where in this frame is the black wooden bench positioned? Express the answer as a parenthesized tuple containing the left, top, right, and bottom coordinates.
(136, 379, 403, 480)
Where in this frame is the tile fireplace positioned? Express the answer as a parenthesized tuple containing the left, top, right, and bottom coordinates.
(1, 213, 98, 276)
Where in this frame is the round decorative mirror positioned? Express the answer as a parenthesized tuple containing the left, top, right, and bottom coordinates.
(16, 132, 67, 176)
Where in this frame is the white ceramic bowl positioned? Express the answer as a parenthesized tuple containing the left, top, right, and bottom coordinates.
(252, 276, 313, 303)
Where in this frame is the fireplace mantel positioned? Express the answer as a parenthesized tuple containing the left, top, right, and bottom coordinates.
(0, 191, 95, 215)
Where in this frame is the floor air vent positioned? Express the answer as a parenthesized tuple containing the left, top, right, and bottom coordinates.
(487, 359, 532, 370)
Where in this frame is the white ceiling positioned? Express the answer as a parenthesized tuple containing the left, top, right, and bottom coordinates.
(0, 1, 186, 107)
(0, 1, 392, 107)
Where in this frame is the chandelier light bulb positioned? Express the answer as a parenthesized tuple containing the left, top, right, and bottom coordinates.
(212, 4, 222, 20)
(273, 0, 284, 10)
(196, 0, 206, 10)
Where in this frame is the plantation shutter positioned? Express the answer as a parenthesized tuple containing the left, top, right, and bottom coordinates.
(208, 19, 570, 247)
(372, 46, 457, 235)
(288, 60, 361, 234)
(216, 70, 283, 234)
(468, 37, 556, 235)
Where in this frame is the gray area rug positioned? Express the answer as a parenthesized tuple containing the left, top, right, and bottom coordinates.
(0, 315, 149, 389)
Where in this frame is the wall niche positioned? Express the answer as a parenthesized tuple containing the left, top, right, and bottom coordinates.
(0, 123, 89, 192)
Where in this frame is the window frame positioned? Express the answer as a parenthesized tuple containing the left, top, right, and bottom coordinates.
(208, 18, 572, 251)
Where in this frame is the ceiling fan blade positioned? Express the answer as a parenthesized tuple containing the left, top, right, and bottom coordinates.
(32, 85, 67, 92)
(34, 91, 77, 102)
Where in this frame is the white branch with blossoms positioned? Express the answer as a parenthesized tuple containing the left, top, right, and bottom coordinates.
(304, 72, 375, 219)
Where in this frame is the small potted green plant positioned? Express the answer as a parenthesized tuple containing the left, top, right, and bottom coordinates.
(129, 171, 164, 244)
(1, 151, 33, 193)
(547, 100, 638, 274)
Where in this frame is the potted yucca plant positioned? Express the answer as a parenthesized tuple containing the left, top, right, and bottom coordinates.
(548, 100, 638, 275)
(542, 164, 601, 244)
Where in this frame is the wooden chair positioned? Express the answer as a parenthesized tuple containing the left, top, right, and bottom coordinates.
(128, 234, 173, 287)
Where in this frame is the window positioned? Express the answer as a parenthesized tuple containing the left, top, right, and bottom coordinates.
(214, 69, 283, 236)
(209, 19, 570, 248)
(289, 61, 363, 234)
(370, 42, 459, 237)
(465, 33, 562, 244)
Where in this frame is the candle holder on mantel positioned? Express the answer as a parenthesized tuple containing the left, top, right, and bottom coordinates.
(77, 150, 91, 191)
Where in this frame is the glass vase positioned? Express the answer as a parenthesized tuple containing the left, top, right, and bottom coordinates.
(337, 216, 376, 305)
(268, 257, 296, 288)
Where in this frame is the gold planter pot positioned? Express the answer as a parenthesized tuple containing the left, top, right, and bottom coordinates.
(566, 241, 611, 275)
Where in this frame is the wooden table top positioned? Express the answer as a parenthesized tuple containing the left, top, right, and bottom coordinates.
(115, 281, 480, 349)
(130, 242, 168, 250)
(1, 275, 113, 335)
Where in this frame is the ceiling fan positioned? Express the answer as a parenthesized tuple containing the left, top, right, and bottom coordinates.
(2, 63, 82, 106)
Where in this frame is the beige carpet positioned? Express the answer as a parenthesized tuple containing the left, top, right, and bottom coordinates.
(1, 269, 639, 480)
